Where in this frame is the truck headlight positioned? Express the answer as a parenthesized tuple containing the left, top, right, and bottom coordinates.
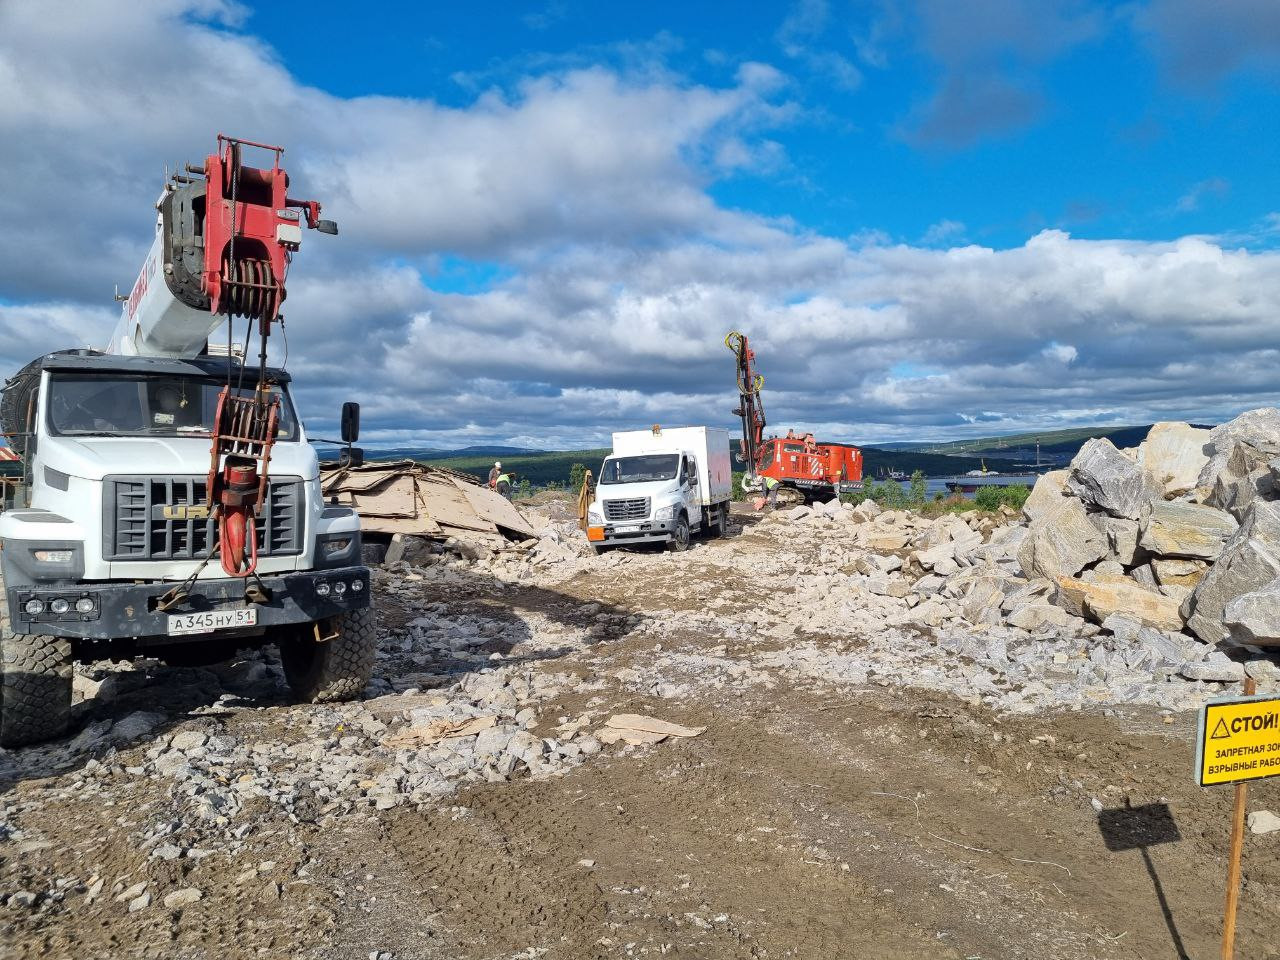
(320, 537, 352, 558)
(315, 531, 360, 569)
(49, 598, 70, 615)
(587, 509, 603, 525)
(655, 505, 675, 521)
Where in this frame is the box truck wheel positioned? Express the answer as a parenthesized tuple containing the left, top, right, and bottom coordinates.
(715, 505, 729, 537)
(279, 606, 376, 703)
(0, 599, 72, 747)
(668, 514, 691, 552)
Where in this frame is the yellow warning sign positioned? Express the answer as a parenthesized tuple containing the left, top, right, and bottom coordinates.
(1197, 694, 1280, 786)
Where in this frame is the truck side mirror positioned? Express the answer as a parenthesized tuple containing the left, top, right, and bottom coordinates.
(340, 402, 360, 443)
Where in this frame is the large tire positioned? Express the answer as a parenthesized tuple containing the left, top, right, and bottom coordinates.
(279, 606, 376, 703)
(668, 514, 691, 552)
(1, 599, 73, 747)
(715, 505, 730, 538)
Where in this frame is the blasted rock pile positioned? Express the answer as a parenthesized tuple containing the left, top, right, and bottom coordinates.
(1022, 409, 1280, 662)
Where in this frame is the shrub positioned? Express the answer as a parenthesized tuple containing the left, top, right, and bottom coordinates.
(569, 462, 588, 493)
(973, 483, 1030, 512)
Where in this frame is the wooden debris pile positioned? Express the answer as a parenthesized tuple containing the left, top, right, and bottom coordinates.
(319, 459, 536, 549)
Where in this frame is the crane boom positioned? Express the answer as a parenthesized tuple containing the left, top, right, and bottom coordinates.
(109, 134, 335, 359)
(108, 135, 337, 578)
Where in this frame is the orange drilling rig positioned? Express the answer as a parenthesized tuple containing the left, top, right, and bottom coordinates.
(726, 331, 863, 503)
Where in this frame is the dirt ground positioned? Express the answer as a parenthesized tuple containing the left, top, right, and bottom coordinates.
(2, 504, 1278, 960)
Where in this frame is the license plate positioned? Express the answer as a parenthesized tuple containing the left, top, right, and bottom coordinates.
(615, 524, 640, 533)
(167, 607, 258, 636)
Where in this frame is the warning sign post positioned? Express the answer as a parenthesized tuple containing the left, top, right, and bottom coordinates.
(1196, 677, 1265, 960)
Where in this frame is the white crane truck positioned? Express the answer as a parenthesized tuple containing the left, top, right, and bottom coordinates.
(0, 136, 374, 746)
(585, 426, 732, 552)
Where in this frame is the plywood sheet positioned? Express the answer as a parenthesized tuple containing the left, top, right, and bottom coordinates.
(418, 477, 498, 534)
(453, 478, 537, 539)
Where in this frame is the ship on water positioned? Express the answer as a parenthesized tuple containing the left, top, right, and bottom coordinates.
(936, 441, 1053, 494)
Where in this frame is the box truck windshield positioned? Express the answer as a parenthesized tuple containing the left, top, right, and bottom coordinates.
(600, 454, 680, 484)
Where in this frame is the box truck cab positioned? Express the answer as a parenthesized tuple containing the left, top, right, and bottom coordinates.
(585, 426, 732, 552)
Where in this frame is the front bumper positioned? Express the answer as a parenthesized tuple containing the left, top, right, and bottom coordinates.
(589, 516, 677, 546)
(7, 565, 371, 642)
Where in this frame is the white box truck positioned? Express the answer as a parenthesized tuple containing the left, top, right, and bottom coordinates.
(585, 426, 732, 552)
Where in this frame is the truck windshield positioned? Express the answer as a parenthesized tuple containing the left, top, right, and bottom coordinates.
(599, 454, 680, 484)
(45, 374, 299, 441)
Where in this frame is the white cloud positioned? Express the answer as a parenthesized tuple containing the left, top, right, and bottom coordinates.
(920, 219, 966, 246)
(1175, 176, 1230, 213)
(3, 0, 1280, 451)
(1041, 342, 1078, 364)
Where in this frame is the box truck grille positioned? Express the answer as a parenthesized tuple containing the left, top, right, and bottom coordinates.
(104, 476, 303, 561)
(604, 497, 649, 522)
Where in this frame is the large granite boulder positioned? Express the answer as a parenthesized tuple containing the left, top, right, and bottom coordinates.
(1151, 557, 1210, 590)
(1209, 443, 1277, 520)
(1089, 515, 1141, 566)
(1224, 578, 1280, 647)
(1017, 495, 1108, 581)
(1182, 501, 1280, 643)
(1198, 407, 1280, 512)
(1138, 500, 1238, 560)
(1065, 438, 1160, 520)
(1055, 574, 1185, 631)
(1021, 470, 1070, 523)
(1138, 422, 1212, 497)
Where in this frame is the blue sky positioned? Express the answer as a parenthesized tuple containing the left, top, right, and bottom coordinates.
(2, 0, 1280, 448)
(250, 1, 1280, 249)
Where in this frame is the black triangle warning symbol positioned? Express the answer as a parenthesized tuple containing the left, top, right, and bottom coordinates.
(1211, 718, 1231, 740)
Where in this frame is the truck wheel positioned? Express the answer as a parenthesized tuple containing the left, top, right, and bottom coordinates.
(0, 615, 73, 747)
(668, 515, 691, 552)
(715, 505, 730, 537)
(279, 606, 376, 703)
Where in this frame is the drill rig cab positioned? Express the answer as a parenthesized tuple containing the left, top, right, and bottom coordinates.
(0, 136, 374, 747)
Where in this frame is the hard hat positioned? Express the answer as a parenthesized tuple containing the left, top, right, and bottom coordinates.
(495, 461, 502, 468)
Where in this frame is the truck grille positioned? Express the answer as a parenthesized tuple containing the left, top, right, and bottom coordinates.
(604, 497, 649, 522)
(104, 475, 303, 561)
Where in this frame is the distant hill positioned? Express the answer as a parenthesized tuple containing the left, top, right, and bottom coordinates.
(328, 422, 1210, 488)
(899, 423, 1214, 462)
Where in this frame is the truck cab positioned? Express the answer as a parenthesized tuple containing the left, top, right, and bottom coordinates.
(0, 350, 374, 746)
(585, 426, 732, 552)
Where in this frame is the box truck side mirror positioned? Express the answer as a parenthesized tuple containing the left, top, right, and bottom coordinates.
(340, 402, 361, 443)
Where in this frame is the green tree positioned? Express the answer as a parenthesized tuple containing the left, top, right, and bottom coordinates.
(909, 470, 927, 506)
(569, 462, 588, 493)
